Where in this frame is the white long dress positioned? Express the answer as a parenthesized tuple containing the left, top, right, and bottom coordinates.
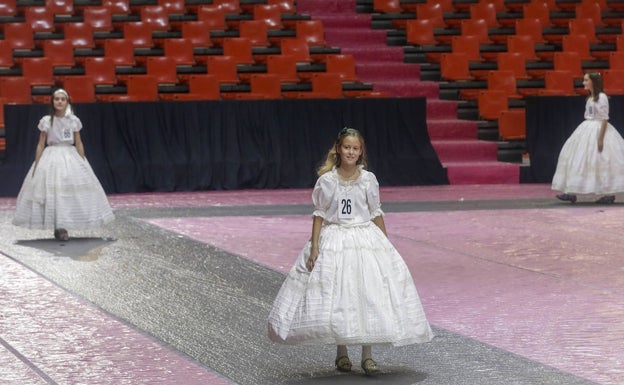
(552, 93, 624, 194)
(13, 114, 115, 230)
(268, 167, 433, 346)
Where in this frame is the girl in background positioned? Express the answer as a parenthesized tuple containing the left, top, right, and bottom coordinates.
(553, 72, 624, 204)
(268, 127, 433, 375)
(13, 88, 114, 240)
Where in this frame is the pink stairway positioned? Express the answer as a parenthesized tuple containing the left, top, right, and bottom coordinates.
(296, 0, 520, 184)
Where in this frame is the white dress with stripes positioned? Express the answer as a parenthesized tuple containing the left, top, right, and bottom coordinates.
(13, 114, 115, 230)
(268, 167, 433, 346)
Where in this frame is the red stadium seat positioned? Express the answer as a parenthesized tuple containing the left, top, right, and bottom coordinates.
(62, 76, 96, 102)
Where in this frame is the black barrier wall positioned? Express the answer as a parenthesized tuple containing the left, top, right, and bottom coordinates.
(0, 98, 448, 196)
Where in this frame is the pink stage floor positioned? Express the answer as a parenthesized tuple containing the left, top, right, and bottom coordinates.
(1, 184, 622, 384)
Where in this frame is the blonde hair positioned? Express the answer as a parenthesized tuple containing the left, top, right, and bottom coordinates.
(317, 127, 367, 176)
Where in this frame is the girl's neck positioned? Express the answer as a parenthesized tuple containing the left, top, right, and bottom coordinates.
(337, 165, 359, 180)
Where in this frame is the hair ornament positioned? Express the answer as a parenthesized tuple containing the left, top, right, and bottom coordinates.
(53, 88, 73, 117)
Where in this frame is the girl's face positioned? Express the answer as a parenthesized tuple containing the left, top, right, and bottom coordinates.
(337, 135, 362, 167)
(53, 93, 68, 115)
(583, 75, 593, 92)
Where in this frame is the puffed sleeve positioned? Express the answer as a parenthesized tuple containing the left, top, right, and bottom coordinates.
(365, 171, 384, 219)
(311, 174, 333, 218)
(37, 116, 51, 132)
(70, 115, 83, 132)
(595, 93, 610, 121)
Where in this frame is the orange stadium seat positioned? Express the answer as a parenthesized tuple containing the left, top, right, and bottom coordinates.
(0, 77, 31, 104)
(487, 70, 521, 99)
(268, 0, 295, 13)
(373, 0, 402, 13)
(3, 23, 35, 50)
(125, 75, 159, 101)
(415, 2, 445, 28)
(562, 34, 593, 61)
(553, 51, 583, 78)
(609, 51, 624, 70)
(575, 1, 604, 27)
(163, 38, 195, 66)
(507, 35, 539, 61)
(62, 76, 96, 102)
(21, 57, 55, 86)
(181, 21, 213, 48)
(213, 0, 241, 14)
(325, 54, 358, 82)
(406, 19, 436, 46)
(568, 18, 598, 43)
(0, 41, 14, 68)
(159, 0, 186, 15)
(539, 70, 575, 95)
(25, 7, 55, 32)
(602, 69, 624, 95)
(223, 37, 254, 65)
(0, 0, 17, 16)
(253, 4, 284, 29)
(63, 23, 96, 48)
(440, 52, 472, 80)
(522, 1, 551, 27)
(140, 5, 170, 31)
(451, 35, 481, 62)
(295, 20, 326, 47)
(42, 39, 75, 67)
(103, 0, 131, 15)
(280, 38, 311, 63)
(310, 72, 343, 98)
(104, 39, 136, 66)
(498, 108, 526, 140)
(266, 54, 299, 83)
(197, 6, 227, 30)
(204, 56, 239, 84)
(461, 18, 491, 44)
(497, 52, 529, 80)
(46, 0, 73, 15)
(123, 22, 154, 48)
(83, 7, 113, 32)
(84, 57, 117, 85)
(469, 2, 499, 27)
(478, 90, 508, 120)
(239, 20, 270, 47)
(236, 73, 282, 99)
(514, 18, 544, 44)
(186, 74, 220, 99)
(146, 56, 178, 84)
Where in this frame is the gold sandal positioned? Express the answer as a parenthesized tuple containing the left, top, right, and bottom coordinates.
(361, 358, 379, 375)
(335, 355, 352, 372)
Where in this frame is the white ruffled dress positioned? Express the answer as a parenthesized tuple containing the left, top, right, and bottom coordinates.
(552, 93, 624, 194)
(268, 167, 433, 346)
(13, 114, 115, 230)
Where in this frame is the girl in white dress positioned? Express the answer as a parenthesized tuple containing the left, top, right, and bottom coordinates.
(553, 72, 624, 204)
(268, 128, 433, 375)
(13, 89, 114, 240)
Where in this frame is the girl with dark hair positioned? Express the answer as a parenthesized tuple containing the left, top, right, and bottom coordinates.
(268, 128, 433, 375)
(553, 72, 624, 203)
(13, 89, 114, 240)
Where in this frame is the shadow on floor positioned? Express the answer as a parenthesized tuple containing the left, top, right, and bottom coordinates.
(283, 368, 428, 384)
(15, 237, 116, 261)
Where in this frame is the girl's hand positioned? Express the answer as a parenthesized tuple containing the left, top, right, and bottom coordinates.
(306, 247, 319, 272)
(598, 138, 604, 152)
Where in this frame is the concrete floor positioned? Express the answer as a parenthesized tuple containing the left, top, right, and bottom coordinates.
(1, 184, 621, 385)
